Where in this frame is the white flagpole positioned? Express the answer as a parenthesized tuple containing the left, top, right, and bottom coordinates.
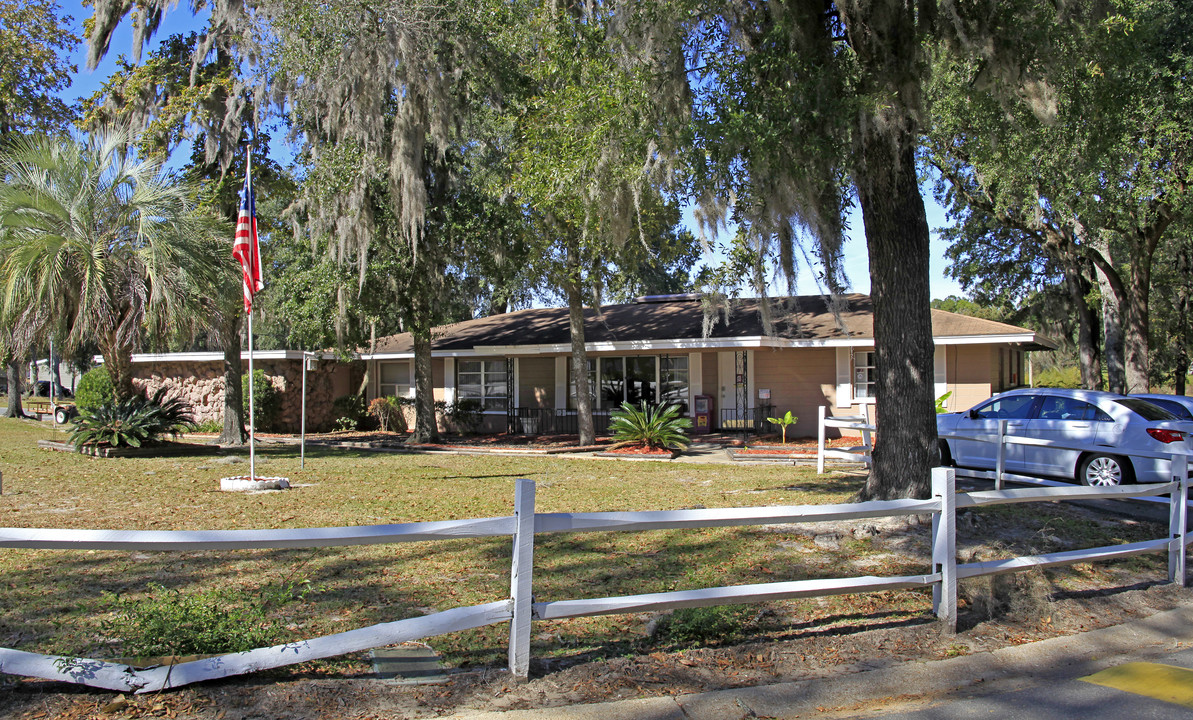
(246, 146, 257, 481)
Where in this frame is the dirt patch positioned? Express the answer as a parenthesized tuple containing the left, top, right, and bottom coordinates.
(1, 504, 1184, 720)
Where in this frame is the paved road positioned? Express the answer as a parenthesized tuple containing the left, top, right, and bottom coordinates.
(874, 649, 1193, 719)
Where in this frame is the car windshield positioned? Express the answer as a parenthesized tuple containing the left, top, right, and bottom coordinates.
(1115, 398, 1178, 421)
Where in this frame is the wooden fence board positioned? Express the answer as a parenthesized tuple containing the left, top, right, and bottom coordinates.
(0, 516, 516, 551)
(533, 499, 939, 535)
(532, 574, 937, 620)
(955, 539, 1170, 580)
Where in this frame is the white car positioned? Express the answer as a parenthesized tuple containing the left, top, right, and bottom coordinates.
(937, 388, 1193, 486)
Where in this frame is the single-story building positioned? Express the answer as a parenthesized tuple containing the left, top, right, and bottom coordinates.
(123, 293, 1052, 436)
(355, 293, 1054, 438)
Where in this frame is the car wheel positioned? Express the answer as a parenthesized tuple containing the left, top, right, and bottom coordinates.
(1078, 453, 1134, 486)
(937, 440, 955, 467)
(53, 407, 69, 425)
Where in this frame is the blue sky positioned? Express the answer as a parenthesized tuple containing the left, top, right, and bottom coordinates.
(57, 0, 964, 301)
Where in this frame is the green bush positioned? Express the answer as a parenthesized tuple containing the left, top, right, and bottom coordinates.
(436, 399, 484, 434)
(368, 396, 406, 432)
(1034, 366, 1082, 389)
(241, 369, 282, 431)
(331, 393, 370, 431)
(101, 580, 307, 657)
(69, 388, 196, 449)
(609, 402, 692, 450)
(193, 419, 222, 433)
(652, 605, 752, 645)
(74, 367, 114, 412)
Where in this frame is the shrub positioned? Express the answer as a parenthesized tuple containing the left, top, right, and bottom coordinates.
(368, 396, 406, 432)
(74, 367, 114, 412)
(436, 399, 484, 434)
(193, 419, 222, 433)
(331, 393, 370, 431)
(651, 605, 752, 645)
(1034, 366, 1082, 389)
(241, 369, 281, 432)
(101, 580, 307, 657)
(609, 402, 692, 450)
(69, 388, 196, 449)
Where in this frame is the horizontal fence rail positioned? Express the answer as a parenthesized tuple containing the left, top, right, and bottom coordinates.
(1, 462, 1187, 693)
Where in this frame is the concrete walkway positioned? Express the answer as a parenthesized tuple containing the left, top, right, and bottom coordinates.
(443, 602, 1193, 720)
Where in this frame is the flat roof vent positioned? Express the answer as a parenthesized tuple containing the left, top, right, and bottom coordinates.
(634, 293, 702, 304)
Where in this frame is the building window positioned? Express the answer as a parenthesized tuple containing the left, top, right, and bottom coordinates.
(660, 356, 689, 413)
(570, 355, 687, 411)
(379, 361, 412, 398)
(853, 351, 876, 399)
(458, 359, 508, 411)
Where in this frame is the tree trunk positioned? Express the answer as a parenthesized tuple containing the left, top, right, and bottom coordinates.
(1062, 263, 1102, 390)
(409, 323, 441, 444)
(101, 337, 137, 402)
(218, 315, 248, 445)
(854, 122, 938, 501)
(566, 280, 595, 446)
(1123, 250, 1152, 393)
(5, 358, 25, 418)
(1096, 268, 1126, 394)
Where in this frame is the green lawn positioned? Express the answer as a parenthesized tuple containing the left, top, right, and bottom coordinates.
(0, 418, 1166, 672)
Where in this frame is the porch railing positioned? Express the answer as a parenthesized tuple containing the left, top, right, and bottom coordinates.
(718, 404, 776, 434)
(507, 408, 613, 436)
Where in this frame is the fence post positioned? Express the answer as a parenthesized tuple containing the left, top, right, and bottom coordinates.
(1170, 455, 1188, 587)
(931, 466, 957, 633)
(508, 479, 536, 678)
(995, 419, 1008, 490)
(861, 405, 873, 468)
(817, 406, 827, 474)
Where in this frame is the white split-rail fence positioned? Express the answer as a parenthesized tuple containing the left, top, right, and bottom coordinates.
(817, 405, 874, 472)
(0, 464, 1188, 693)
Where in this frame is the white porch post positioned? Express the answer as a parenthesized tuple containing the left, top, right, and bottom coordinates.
(443, 358, 456, 404)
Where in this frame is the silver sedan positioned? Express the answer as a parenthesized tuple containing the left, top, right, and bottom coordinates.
(937, 388, 1193, 486)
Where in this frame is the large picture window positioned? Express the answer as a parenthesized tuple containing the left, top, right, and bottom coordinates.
(378, 361, 413, 398)
(572, 355, 689, 411)
(458, 359, 508, 411)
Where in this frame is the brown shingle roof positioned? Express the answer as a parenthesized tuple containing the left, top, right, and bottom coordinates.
(364, 294, 1053, 355)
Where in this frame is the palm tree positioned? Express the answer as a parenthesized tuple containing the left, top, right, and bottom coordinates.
(0, 131, 230, 402)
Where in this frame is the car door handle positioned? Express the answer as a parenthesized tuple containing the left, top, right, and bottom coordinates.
(1006, 422, 1026, 428)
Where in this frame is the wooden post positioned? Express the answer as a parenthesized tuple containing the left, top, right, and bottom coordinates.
(861, 404, 873, 468)
(1170, 454, 1188, 587)
(816, 406, 827, 474)
(995, 419, 1008, 490)
(931, 466, 957, 632)
(508, 479, 536, 678)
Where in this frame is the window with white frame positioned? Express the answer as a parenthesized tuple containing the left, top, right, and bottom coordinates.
(853, 351, 877, 399)
(458, 359, 508, 411)
(660, 355, 689, 413)
(569, 355, 689, 411)
(378, 361, 413, 398)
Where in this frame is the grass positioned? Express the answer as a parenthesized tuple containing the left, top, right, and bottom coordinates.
(0, 418, 1169, 674)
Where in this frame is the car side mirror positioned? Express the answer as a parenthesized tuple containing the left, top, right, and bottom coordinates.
(967, 409, 979, 420)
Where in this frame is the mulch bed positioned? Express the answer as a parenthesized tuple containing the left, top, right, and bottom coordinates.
(37, 439, 224, 458)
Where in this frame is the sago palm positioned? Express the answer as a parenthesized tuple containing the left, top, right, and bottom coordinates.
(0, 131, 230, 401)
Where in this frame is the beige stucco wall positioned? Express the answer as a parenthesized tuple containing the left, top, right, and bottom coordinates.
(751, 347, 837, 439)
(944, 345, 994, 412)
(132, 358, 355, 433)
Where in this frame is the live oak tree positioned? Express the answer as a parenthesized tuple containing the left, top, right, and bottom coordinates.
(927, 0, 1193, 395)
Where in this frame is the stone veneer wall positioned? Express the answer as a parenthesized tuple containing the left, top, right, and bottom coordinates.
(132, 359, 357, 433)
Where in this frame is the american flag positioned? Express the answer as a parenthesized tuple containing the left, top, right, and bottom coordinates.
(232, 169, 264, 313)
